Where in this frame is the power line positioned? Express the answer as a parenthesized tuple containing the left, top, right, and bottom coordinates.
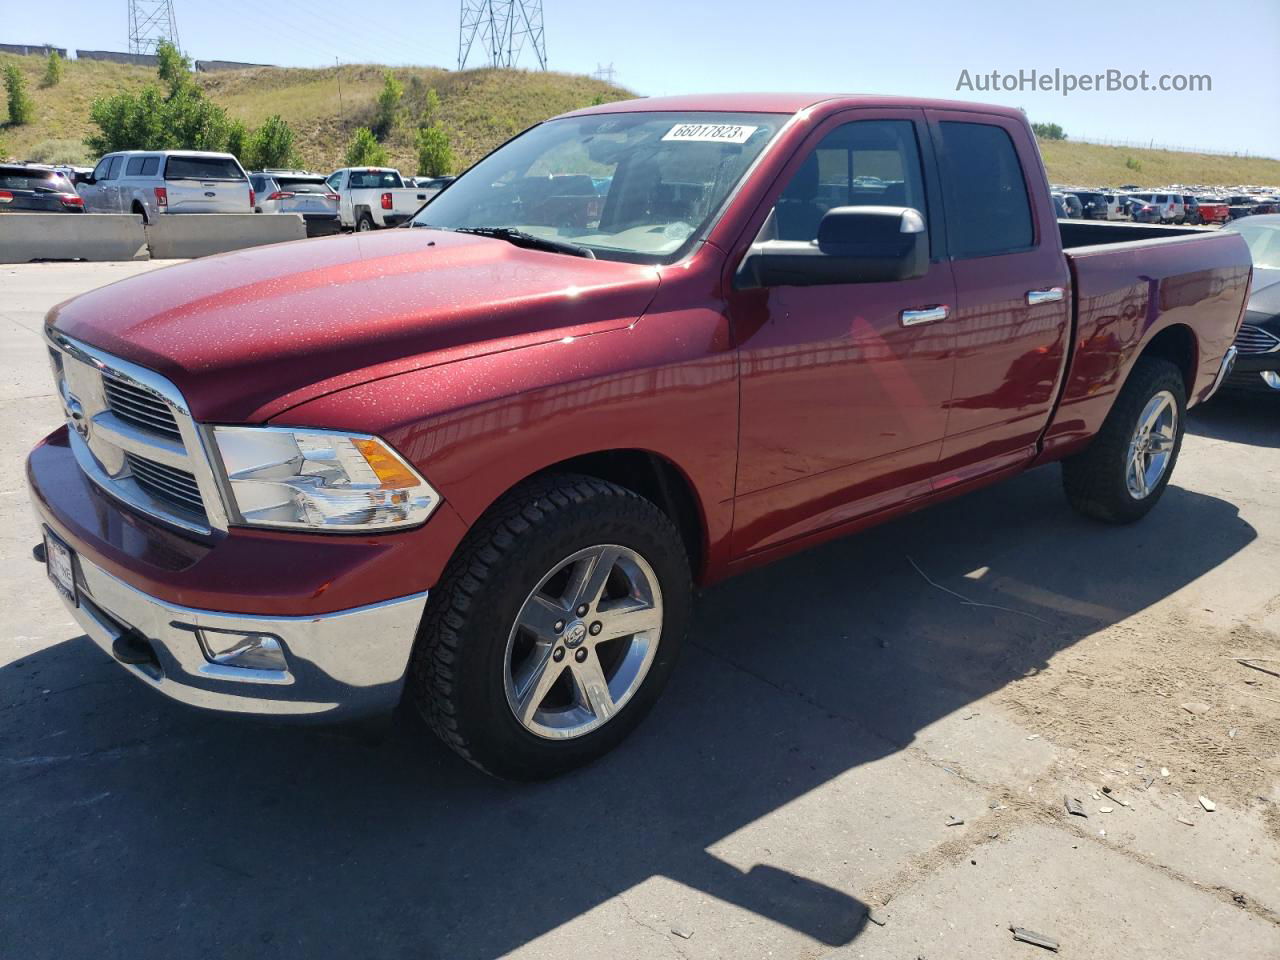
(458, 1, 547, 71)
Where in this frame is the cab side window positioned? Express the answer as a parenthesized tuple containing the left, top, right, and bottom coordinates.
(772, 120, 927, 242)
(90, 157, 111, 181)
(103, 155, 123, 180)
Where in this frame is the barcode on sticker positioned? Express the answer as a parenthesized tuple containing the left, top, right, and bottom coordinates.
(662, 123, 758, 145)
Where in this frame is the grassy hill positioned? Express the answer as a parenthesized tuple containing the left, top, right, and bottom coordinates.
(3, 51, 1279, 187)
(0, 53, 631, 174)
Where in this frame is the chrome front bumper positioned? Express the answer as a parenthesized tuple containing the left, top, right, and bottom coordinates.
(52, 551, 428, 720)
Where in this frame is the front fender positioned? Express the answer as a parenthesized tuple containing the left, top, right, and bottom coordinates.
(271, 307, 739, 585)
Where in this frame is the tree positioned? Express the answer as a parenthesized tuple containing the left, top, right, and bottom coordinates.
(373, 71, 403, 139)
(422, 88, 441, 125)
(345, 127, 388, 166)
(42, 50, 63, 88)
(156, 40, 193, 98)
(4, 65, 35, 126)
(415, 124, 454, 177)
(1031, 121, 1067, 141)
(244, 115, 300, 169)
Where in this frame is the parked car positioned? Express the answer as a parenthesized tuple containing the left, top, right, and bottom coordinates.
(249, 171, 341, 236)
(1220, 214, 1280, 393)
(1180, 194, 1201, 225)
(29, 93, 1250, 779)
(1225, 195, 1262, 220)
(1067, 190, 1110, 220)
(0, 164, 84, 213)
(78, 151, 253, 221)
(1196, 197, 1230, 224)
(411, 175, 455, 192)
(1061, 193, 1083, 218)
(1102, 193, 1131, 220)
(1130, 192, 1185, 223)
(1125, 196, 1163, 223)
(1051, 192, 1070, 217)
(324, 167, 434, 231)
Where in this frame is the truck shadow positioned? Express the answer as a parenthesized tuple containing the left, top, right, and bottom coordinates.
(1188, 391, 1280, 448)
(0, 465, 1255, 959)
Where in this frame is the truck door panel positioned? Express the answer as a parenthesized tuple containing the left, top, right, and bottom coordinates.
(925, 112, 1071, 480)
(728, 111, 957, 556)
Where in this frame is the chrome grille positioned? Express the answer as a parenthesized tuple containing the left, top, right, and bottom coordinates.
(46, 330, 227, 536)
(1234, 324, 1280, 355)
(125, 453, 205, 514)
(103, 376, 182, 439)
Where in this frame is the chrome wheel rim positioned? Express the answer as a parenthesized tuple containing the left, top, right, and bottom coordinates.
(1125, 390, 1177, 499)
(504, 544, 663, 740)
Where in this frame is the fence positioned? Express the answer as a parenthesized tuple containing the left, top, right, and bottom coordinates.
(1064, 135, 1273, 160)
(0, 43, 68, 57)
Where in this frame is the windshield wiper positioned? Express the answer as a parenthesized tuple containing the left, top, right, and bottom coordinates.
(453, 226, 596, 259)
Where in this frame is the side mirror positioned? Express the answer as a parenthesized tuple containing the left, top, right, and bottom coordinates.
(82, 176, 96, 186)
(736, 206, 929, 288)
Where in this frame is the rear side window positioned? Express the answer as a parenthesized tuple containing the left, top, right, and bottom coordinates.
(937, 122, 1033, 258)
(772, 119, 928, 243)
(125, 156, 159, 176)
(164, 156, 246, 181)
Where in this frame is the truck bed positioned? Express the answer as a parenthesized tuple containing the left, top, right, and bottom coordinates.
(1039, 225, 1252, 461)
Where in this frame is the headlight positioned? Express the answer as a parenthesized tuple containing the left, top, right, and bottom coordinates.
(212, 426, 439, 532)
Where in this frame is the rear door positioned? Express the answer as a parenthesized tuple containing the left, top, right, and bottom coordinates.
(162, 155, 249, 212)
(98, 155, 124, 212)
(728, 109, 958, 556)
(924, 110, 1071, 484)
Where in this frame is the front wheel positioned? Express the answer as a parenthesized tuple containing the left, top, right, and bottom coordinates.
(409, 475, 692, 779)
(1062, 357, 1186, 523)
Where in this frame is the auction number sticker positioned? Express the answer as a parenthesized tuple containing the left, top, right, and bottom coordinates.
(662, 123, 758, 144)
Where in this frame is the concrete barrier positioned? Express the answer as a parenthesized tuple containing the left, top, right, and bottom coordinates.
(0, 214, 148, 264)
(144, 214, 307, 259)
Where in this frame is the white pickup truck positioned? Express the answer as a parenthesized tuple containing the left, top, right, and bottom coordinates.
(324, 167, 436, 231)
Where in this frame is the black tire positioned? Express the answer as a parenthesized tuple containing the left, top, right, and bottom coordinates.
(132, 202, 149, 225)
(409, 474, 692, 780)
(356, 213, 375, 232)
(1062, 357, 1186, 523)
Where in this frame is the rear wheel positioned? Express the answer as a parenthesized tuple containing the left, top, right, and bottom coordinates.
(356, 213, 375, 232)
(409, 475, 692, 779)
(1062, 357, 1186, 523)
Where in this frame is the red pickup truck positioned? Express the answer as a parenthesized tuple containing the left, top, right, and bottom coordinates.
(29, 94, 1250, 779)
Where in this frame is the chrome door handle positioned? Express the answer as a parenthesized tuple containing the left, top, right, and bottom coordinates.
(900, 305, 949, 327)
(1027, 287, 1065, 305)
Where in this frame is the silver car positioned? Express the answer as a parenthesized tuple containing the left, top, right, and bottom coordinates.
(78, 151, 253, 222)
(250, 171, 342, 236)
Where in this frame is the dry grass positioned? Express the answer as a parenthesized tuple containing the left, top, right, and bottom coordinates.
(4, 51, 1276, 186)
(1038, 138, 1280, 187)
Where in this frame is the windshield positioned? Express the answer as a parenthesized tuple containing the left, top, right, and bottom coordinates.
(1227, 219, 1280, 270)
(411, 111, 785, 263)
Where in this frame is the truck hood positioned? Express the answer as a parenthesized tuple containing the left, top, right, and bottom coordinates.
(48, 229, 661, 421)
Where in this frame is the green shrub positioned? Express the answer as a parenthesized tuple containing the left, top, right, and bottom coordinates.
(373, 71, 403, 139)
(244, 115, 300, 169)
(4, 64, 35, 126)
(1125, 155, 1142, 172)
(42, 50, 63, 88)
(345, 127, 388, 166)
(415, 124, 454, 177)
(1032, 121, 1067, 141)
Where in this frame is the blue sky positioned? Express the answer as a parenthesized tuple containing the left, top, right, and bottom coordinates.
(10, 0, 1280, 157)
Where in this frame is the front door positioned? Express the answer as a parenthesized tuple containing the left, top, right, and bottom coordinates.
(728, 111, 957, 557)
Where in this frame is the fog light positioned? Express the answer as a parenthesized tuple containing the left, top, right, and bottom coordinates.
(197, 627, 288, 672)
(1261, 370, 1280, 390)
